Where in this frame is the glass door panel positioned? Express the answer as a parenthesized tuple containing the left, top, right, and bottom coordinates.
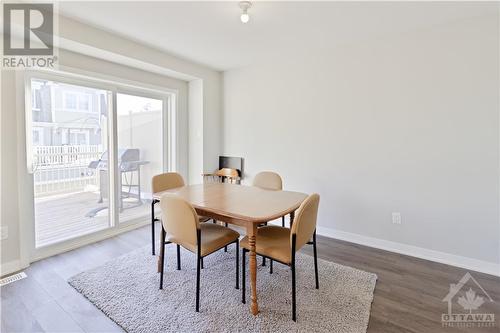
(31, 78, 111, 247)
(116, 93, 164, 223)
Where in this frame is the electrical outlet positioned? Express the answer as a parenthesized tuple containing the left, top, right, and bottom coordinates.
(392, 212, 402, 225)
(0, 226, 8, 240)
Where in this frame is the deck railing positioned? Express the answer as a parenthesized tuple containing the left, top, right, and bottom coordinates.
(34, 145, 103, 196)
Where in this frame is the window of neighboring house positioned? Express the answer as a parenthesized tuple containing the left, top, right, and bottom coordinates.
(32, 87, 42, 111)
(68, 130, 89, 145)
(32, 128, 44, 146)
(64, 92, 93, 112)
(78, 94, 90, 111)
(64, 93, 77, 109)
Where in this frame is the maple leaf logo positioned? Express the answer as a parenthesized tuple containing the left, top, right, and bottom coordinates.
(457, 288, 484, 313)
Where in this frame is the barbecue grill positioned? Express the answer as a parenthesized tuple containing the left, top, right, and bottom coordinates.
(86, 148, 149, 217)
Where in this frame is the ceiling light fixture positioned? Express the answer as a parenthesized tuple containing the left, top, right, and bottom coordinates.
(239, 1, 252, 23)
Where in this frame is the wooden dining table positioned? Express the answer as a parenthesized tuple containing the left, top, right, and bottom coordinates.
(152, 182, 308, 315)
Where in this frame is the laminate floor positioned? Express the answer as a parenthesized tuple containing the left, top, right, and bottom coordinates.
(1, 224, 499, 332)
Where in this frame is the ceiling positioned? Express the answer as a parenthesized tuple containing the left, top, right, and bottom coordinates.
(58, 1, 497, 71)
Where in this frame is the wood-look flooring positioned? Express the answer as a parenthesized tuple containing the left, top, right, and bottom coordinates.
(1, 224, 499, 332)
(301, 236, 500, 333)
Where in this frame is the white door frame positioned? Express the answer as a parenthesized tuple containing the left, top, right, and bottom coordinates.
(20, 69, 177, 263)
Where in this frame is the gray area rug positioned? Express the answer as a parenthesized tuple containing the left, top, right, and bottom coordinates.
(68, 245, 377, 333)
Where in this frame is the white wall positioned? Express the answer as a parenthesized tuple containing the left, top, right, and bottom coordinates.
(223, 15, 500, 273)
(1, 71, 22, 269)
(189, 79, 204, 184)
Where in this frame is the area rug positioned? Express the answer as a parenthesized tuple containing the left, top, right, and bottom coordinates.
(68, 245, 377, 333)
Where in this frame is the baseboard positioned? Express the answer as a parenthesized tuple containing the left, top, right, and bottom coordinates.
(32, 219, 150, 262)
(2, 220, 150, 277)
(0, 259, 25, 278)
(315, 226, 500, 277)
(5, 219, 497, 277)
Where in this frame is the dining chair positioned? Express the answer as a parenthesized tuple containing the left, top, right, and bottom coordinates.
(253, 171, 286, 228)
(159, 193, 240, 312)
(240, 193, 320, 321)
(215, 167, 240, 184)
(212, 167, 240, 249)
(253, 171, 288, 266)
(253, 171, 282, 191)
(151, 172, 209, 255)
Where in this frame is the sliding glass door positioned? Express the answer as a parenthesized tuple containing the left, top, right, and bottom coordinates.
(116, 93, 164, 223)
(30, 78, 112, 247)
(26, 73, 173, 251)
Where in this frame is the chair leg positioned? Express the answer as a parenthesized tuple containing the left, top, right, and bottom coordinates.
(242, 248, 246, 304)
(159, 227, 166, 289)
(196, 256, 201, 312)
(313, 230, 319, 289)
(235, 240, 239, 289)
(291, 260, 296, 322)
(259, 221, 268, 267)
(270, 259, 273, 274)
(196, 230, 201, 312)
(224, 222, 229, 252)
(291, 233, 297, 322)
(201, 257, 204, 269)
(176, 244, 181, 270)
(151, 201, 156, 255)
(282, 215, 285, 227)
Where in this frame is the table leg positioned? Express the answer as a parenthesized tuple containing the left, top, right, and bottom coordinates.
(246, 223, 259, 315)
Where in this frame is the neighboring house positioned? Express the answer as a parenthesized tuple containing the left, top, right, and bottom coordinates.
(31, 79, 107, 146)
(31, 79, 163, 198)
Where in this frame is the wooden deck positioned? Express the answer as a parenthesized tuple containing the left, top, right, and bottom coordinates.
(35, 191, 152, 247)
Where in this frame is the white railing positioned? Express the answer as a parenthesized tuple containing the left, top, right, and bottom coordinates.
(34, 145, 101, 167)
(34, 145, 103, 197)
